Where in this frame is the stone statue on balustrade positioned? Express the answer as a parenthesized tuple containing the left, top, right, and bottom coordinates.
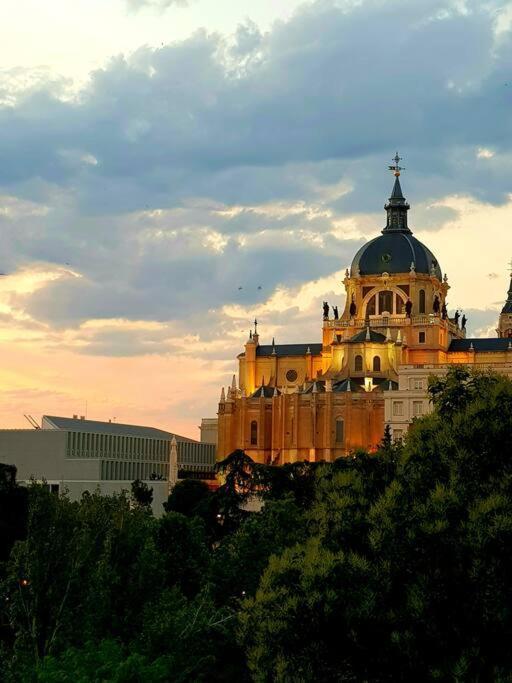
(349, 294, 356, 318)
(433, 295, 440, 314)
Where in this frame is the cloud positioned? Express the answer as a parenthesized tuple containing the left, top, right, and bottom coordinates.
(1, 0, 512, 433)
(124, 0, 189, 13)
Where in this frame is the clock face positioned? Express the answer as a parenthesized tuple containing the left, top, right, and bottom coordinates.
(286, 369, 298, 382)
(381, 253, 392, 264)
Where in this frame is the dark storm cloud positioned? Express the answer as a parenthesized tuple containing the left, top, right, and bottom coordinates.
(1, 0, 511, 353)
(1, 0, 511, 208)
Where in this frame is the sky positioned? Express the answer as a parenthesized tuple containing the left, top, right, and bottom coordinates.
(1, 0, 512, 437)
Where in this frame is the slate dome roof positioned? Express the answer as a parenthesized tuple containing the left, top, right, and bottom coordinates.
(350, 175, 442, 279)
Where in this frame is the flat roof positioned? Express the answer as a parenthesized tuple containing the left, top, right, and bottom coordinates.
(42, 415, 196, 442)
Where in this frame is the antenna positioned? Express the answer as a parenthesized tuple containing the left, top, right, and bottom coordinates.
(24, 415, 40, 429)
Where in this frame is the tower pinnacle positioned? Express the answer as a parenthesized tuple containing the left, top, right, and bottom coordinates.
(388, 152, 404, 177)
(383, 152, 411, 234)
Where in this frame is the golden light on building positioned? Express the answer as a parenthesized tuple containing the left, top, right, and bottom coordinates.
(216, 156, 512, 464)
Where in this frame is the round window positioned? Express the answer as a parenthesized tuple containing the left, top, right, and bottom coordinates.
(381, 253, 392, 264)
(286, 369, 298, 382)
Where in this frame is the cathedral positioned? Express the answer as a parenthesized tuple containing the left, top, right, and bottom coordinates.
(217, 156, 512, 464)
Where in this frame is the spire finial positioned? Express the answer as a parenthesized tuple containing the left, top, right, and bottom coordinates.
(254, 318, 258, 334)
(383, 153, 411, 234)
(389, 152, 404, 177)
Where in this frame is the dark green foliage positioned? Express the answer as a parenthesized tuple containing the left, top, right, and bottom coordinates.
(156, 512, 209, 597)
(130, 478, 153, 508)
(0, 464, 28, 563)
(240, 369, 512, 681)
(164, 478, 211, 516)
(4, 368, 512, 681)
(210, 497, 307, 605)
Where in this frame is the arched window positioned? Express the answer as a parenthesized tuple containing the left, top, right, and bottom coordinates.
(366, 294, 376, 316)
(355, 355, 363, 372)
(395, 294, 404, 314)
(250, 420, 258, 446)
(378, 290, 393, 314)
(373, 355, 381, 372)
(335, 417, 344, 444)
(419, 289, 426, 314)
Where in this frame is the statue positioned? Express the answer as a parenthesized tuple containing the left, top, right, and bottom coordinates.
(333, 305, 339, 320)
(454, 310, 460, 326)
(349, 294, 356, 318)
(323, 301, 329, 320)
(441, 302, 447, 320)
(405, 298, 412, 318)
(433, 295, 440, 314)
(461, 314, 467, 330)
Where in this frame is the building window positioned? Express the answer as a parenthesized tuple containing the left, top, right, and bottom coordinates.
(335, 417, 344, 444)
(378, 290, 393, 315)
(413, 401, 424, 417)
(419, 289, 426, 314)
(419, 331, 426, 344)
(355, 355, 363, 372)
(409, 377, 424, 390)
(250, 420, 258, 446)
(286, 369, 298, 382)
(366, 295, 376, 316)
(395, 294, 404, 314)
(393, 401, 404, 417)
(373, 356, 381, 372)
(393, 429, 404, 442)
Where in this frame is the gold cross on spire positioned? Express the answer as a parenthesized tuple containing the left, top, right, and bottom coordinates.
(388, 152, 405, 177)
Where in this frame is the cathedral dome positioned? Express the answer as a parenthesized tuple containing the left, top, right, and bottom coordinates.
(350, 172, 442, 279)
(351, 232, 442, 278)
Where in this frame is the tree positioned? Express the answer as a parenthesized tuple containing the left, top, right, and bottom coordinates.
(130, 479, 153, 509)
(0, 465, 28, 564)
(240, 369, 512, 680)
(210, 497, 307, 605)
(164, 479, 211, 517)
(156, 512, 209, 597)
(214, 451, 259, 533)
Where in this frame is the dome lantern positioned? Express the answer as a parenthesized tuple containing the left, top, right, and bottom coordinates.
(350, 154, 442, 279)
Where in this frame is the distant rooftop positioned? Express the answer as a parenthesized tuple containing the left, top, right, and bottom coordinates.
(449, 338, 512, 352)
(255, 343, 322, 357)
(42, 415, 196, 442)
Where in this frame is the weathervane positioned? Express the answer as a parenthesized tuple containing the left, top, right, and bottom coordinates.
(388, 152, 405, 177)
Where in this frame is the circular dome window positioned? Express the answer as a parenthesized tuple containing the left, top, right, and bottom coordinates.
(286, 369, 298, 382)
(381, 253, 392, 263)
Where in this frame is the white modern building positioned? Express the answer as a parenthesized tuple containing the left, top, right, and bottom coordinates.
(0, 415, 216, 516)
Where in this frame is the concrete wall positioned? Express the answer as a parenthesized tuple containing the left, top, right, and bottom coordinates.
(200, 418, 218, 445)
(0, 430, 100, 481)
